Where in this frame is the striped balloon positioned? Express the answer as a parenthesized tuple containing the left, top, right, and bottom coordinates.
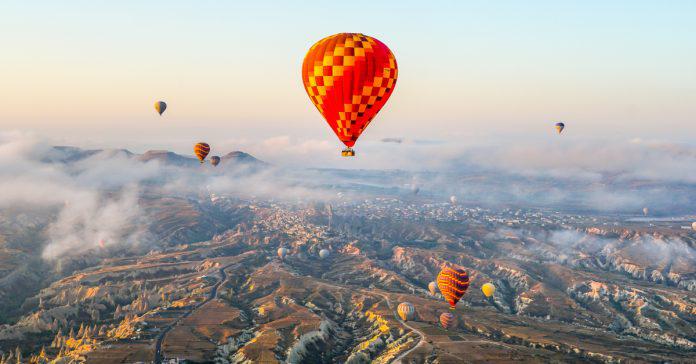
(437, 266, 469, 309)
(194, 143, 210, 163)
(397, 302, 415, 321)
(440, 312, 456, 330)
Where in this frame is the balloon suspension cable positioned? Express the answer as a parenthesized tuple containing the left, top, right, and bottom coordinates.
(341, 147, 355, 157)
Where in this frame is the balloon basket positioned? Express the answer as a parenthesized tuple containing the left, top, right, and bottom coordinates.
(341, 148, 355, 157)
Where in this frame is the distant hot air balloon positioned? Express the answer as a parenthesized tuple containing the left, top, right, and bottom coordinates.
(439, 312, 457, 330)
(437, 266, 470, 310)
(554, 122, 565, 134)
(481, 283, 496, 298)
(692, 222, 696, 231)
(643, 207, 649, 216)
(302, 33, 398, 157)
(428, 281, 438, 296)
(319, 249, 330, 259)
(210, 156, 221, 167)
(277, 247, 289, 260)
(412, 185, 420, 195)
(155, 101, 167, 116)
(194, 143, 210, 163)
(450, 196, 457, 205)
(397, 302, 415, 321)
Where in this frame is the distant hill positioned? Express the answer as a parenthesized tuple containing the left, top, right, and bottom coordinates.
(137, 150, 199, 167)
(220, 151, 266, 166)
(44, 146, 134, 164)
(44, 146, 265, 168)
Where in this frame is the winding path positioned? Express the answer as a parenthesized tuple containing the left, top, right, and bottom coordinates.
(153, 262, 234, 364)
(391, 318, 427, 364)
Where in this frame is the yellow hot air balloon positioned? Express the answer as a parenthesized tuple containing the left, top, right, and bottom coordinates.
(397, 302, 415, 321)
(481, 283, 496, 298)
(155, 101, 167, 116)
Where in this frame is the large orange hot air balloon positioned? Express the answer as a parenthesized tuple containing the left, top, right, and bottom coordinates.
(194, 143, 210, 163)
(437, 266, 470, 310)
(302, 33, 398, 157)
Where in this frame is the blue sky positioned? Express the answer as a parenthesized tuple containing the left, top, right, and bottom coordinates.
(1, 0, 694, 159)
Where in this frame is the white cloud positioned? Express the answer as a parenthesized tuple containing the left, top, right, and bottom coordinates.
(0, 130, 694, 260)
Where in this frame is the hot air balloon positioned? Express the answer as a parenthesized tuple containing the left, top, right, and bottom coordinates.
(554, 122, 565, 134)
(277, 247, 289, 260)
(210, 156, 221, 167)
(643, 207, 649, 216)
(692, 222, 696, 231)
(194, 143, 210, 163)
(319, 249, 330, 259)
(428, 281, 438, 296)
(155, 101, 167, 116)
(397, 302, 415, 321)
(450, 196, 457, 205)
(437, 266, 470, 310)
(302, 33, 398, 157)
(412, 185, 420, 195)
(481, 283, 496, 298)
(439, 312, 456, 330)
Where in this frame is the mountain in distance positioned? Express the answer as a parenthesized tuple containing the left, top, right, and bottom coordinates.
(220, 151, 266, 166)
(44, 146, 266, 168)
(136, 150, 200, 167)
(42, 146, 132, 164)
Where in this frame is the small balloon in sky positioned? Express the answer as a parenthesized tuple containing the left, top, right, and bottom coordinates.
(194, 142, 210, 164)
(155, 101, 167, 116)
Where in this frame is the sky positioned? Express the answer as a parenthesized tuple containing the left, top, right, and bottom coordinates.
(1, 0, 694, 165)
